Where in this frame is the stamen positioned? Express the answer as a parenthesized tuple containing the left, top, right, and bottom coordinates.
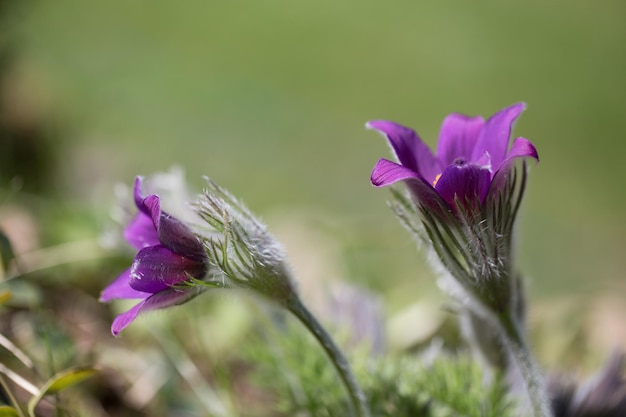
(433, 173, 442, 187)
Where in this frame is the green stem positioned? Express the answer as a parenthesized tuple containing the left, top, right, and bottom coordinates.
(286, 296, 370, 417)
(0, 374, 27, 417)
(499, 312, 553, 417)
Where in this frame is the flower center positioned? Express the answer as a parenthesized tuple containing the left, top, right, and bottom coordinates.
(433, 158, 467, 187)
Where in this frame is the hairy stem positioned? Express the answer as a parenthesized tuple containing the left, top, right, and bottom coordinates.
(499, 311, 553, 417)
(287, 296, 370, 417)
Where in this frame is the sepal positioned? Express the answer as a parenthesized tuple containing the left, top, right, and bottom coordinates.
(194, 178, 297, 304)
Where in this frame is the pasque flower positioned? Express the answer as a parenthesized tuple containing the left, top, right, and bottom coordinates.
(100, 173, 369, 416)
(368, 102, 537, 215)
(367, 103, 538, 304)
(369, 105, 553, 417)
(100, 177, 209, 336)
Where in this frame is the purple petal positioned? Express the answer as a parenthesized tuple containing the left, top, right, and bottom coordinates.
(435, 163, 491, 208)
(126, 177, 161, 248)
(133, 177, 162, 234)
(367, 120, 442, 184)
(133, 176, 205, 262)
(474, 151, 492, 170)
(489, 137, 539, 192)
(371, 159, 450, 215)
(123, 211, 160, 249)
(141, 194, 162, 231)
(504, 137, 539, 164)
(100, 268, 151, 302)
(129, 245, 206, 293)
(371, 158, 422, 187)
(436, 114, 485, 166)
(111, 288, 199, 336)
(470, 103, 525, 169)
(157, 212, 207, 261)
(137, 188, 205, 261)
(133, 177, 150, 215)
(111, 300, 144, 336)
(493, 137, 539, 177)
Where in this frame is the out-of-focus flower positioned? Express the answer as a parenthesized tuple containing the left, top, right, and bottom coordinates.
(548, 352, 626, 417)
(326, 283, 386, 356)
(368, 103, 538, 215)
(100, 177, 209, 336)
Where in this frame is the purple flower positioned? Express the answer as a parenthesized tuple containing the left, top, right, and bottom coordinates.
(100, 177, 208, 336)
(368, 103, 540, 317)
(368, 103, 538, 214)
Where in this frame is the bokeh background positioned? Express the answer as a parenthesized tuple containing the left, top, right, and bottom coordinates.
(1, 0, 626, 409)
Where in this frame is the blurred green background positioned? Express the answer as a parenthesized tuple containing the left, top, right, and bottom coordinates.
(2, 0, 625, 344)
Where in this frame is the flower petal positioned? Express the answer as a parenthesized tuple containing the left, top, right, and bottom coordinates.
(435, 163, 491, 208)
(158, 212, 207, 261)
(471, 103, 525, 169)
(129, 245, 207, 293)
(123, 211, 160, 249)
(436, 114, 485, 166)
(367, 120, 441, 183)
(133, 177, 150, 215)
(371, 158, 422, 187)
(493, 137, 538, 179)
(138, 191, 205, 261)
(133, 177, 167, 244)
(504, 137, 539, 163)
(372, 159, 450, 215)
(132, 177, 162, 233)
(100, 268, 151, 301)
(111, 300, 144, 336)
(111, 288, 200, 336)
(131, 177, 165, 248)
(141, 194, 162, 230)
(489, 137, 539, 193)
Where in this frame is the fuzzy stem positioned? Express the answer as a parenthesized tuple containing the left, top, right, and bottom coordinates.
(287, 296, 370, 417)
(498, 311, 553, 417)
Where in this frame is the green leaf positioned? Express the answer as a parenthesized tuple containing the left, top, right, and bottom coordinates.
(246, 318, 514, 417)
(0, 406, 20, 417)
(27, 366, 97, 417)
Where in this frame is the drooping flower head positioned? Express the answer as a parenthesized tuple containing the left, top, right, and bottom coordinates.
(100, 177, 209, 336)
(368, 103, 537, 215)
(368, 103, 538, 316)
